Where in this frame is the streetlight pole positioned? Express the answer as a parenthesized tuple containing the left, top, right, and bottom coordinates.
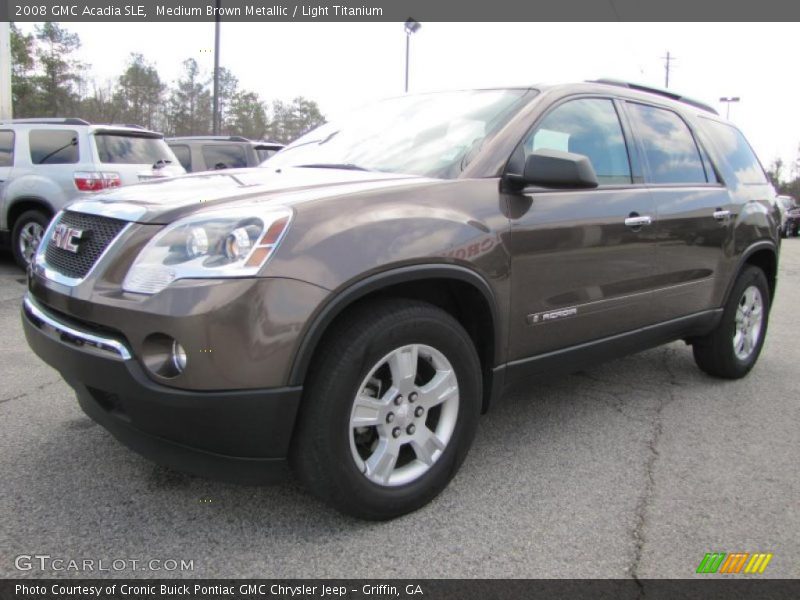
(404, 18, 421, 93)
(212, 0, 221, 135)
(719, 96, 740, 119)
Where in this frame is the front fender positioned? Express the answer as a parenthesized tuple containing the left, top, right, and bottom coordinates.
(266, 179, 511, 291)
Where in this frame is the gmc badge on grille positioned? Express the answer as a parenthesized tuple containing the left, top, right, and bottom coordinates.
(51, 224, 85, 253)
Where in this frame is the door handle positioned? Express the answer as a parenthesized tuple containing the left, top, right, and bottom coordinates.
(624, 215, 652, 228)
(713, 209, 731, 221)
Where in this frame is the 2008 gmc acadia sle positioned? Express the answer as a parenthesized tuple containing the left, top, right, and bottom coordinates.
(22, 81, 780, 519)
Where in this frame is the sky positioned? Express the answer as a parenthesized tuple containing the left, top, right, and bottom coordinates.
(18, 21, 800, 174)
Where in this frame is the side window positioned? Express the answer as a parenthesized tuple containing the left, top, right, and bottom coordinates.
(202, 144, 247, 170)
(523, 98, 632, 185)
(169, 144, 192, 171)
(29, 129, 79, 165)
(699, 119, 768, 185)
(626, 103, 707, 184)
(0, 131, 14, 167)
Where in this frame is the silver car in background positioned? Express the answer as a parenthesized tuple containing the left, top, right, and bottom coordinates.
(0, 118, 184, 268)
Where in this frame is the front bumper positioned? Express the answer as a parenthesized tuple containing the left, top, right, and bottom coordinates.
(23, 295, 301, 484)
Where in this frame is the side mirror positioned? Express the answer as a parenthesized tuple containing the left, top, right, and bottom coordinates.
(514, 148, 599, 189)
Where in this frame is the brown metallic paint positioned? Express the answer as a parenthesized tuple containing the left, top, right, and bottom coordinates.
(27, 82, 779, 400)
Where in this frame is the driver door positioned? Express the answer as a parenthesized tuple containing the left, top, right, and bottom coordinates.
(505, 96, 660, 364)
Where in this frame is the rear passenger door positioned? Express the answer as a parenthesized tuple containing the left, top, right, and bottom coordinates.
(623, 101, 732, 321)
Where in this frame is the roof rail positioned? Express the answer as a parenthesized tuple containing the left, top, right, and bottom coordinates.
(588, 79, 719, 115)
(0, 117, 91, 125)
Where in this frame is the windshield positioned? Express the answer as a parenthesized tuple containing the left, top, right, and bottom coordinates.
(94, 133, 174, 165)
(265, 89, 533, 178)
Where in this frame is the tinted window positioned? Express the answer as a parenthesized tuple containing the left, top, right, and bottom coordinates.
(701, 119, 768, 185)
(524, 98, 632, 185)
(202, 144, 248, 170)
(627, 103, 707, 184)
(0, 131, 13, 167)
(95, 134, 172, 164)
(169, 144, 192, 171)
(29, 129, 79, 165)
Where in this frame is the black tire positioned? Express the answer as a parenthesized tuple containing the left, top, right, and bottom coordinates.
(692, 265, 770, 379)
(290, 298, 482, 520)
(11, 209, 51, 270)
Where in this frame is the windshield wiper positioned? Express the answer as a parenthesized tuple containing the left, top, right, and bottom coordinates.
(297, 163, 370, 171)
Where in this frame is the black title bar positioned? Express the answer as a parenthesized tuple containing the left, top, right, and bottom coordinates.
(4, 0, 800, 22)
(3, 580, 800, 600)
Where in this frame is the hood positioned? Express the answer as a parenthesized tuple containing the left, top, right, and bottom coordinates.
(66, 167, 434, 224)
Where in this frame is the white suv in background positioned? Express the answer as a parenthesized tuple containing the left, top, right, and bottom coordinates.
(0, 118, 185, 268)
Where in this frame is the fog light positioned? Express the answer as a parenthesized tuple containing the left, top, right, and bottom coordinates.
(142, 333, 186, 379)
(172, 340, 188, 373)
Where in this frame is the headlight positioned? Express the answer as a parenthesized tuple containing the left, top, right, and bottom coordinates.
(122, 206, 292, 294)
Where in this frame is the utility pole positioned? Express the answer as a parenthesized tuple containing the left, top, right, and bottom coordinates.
(212, 0, 221, 135)
(662, 51, 675, 89)
(0, 21, 12, 120)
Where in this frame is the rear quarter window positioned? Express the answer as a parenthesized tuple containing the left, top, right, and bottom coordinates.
(202, 144, 248, 170)
(0, 131, 14, 166)
(700, 119, 768, 185)
(29, 129, 79, 164)
(95, 133, 172, 164)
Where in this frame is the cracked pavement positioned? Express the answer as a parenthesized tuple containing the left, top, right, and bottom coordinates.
(1, 244, 798, 579)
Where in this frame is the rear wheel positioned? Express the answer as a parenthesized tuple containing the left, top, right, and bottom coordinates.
(11, 210, 50, 270)
(291, 299, 482, 520)
(692, 265, 769, 379)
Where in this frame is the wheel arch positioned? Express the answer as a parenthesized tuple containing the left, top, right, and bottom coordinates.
(7, 197, 55, 231)
(288, 264, 502, 412)
(726, 241, 778, 306)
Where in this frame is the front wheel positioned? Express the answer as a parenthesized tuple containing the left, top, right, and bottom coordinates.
(692, 265, 770, 379)
(291, 299, 482, 520)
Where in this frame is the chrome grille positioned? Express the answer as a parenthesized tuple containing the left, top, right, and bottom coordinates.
(44, 211, 128, 279)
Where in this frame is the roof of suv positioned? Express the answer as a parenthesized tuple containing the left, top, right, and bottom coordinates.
(0, 118, 165, 136)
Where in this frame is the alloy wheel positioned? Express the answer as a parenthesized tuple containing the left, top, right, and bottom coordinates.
(733, 285, 764, 361)
(18, 221, 45, 266)
(349, 344, 459, 487)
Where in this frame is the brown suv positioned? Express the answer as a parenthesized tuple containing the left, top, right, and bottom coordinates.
(22, 81, 780, 519)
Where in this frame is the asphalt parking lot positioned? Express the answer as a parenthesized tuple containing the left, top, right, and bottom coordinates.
(1, 244, 799, 580)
